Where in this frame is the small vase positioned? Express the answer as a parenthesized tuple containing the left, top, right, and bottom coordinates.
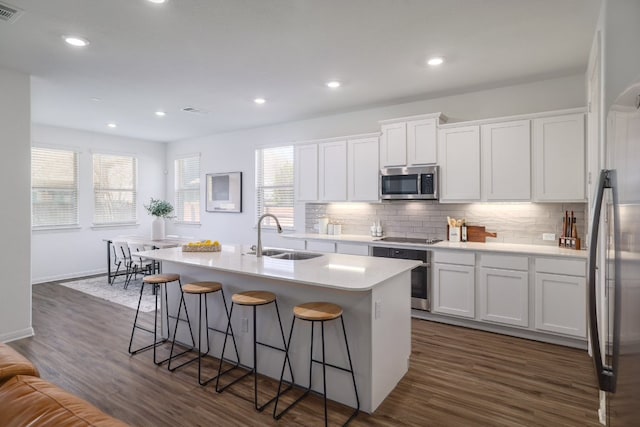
(151, 217, 165, 240)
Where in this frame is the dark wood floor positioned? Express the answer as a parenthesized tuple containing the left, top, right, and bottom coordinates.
(9, 283, 601, 426)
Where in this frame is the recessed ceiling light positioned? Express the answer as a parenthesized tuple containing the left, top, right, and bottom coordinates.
(254, 98, 266, 105)
(107, 123, 117, 128)
(90, 97, 102, 102)
(63, 36, 90, 47)
(427, 57, 444, 66)
(326, 81, 341, 89)
(155, 111, 166, 117)
(147, 0, 167, 3)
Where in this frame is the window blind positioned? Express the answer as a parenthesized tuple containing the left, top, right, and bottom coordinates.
(31, 147, 79, 228)
(175, 155, 200, 223)
(93, 153, 137, 224)
(255, 145, 294, 228)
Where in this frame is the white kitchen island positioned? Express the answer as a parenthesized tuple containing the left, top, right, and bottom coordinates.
(134, 245, 420, 413)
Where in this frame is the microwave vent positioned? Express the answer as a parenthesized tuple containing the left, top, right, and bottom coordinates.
(0, 1, 23, 23)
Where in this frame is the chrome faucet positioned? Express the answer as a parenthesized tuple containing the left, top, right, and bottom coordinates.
(256, 213, 283, 257)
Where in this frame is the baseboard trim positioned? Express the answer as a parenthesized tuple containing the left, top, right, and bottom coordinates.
(32, 269, 107, 285)
(0, 327, 34, 343)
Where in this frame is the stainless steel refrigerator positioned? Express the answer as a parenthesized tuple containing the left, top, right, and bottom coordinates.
(588, 78, 640, 426)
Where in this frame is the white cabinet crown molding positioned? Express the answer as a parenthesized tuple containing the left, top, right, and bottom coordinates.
(378, 112, 447, 125)
(293, 132, 381, 146)
(438, 107, 586, 129)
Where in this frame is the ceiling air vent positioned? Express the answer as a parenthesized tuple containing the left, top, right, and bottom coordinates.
(181, 106, 208, 115)
(0, 1, 23, 23)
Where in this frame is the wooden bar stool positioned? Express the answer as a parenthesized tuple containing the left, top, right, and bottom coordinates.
(273, 302, 359, 427)
(168, 281, 240, 386)
(215, 291, 294, 411)
(128, 273, 195, 366)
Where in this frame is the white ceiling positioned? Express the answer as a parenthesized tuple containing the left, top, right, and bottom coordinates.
(0, 0, 601, 142)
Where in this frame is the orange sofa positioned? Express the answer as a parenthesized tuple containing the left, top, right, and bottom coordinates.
(0, 343, 128, 427)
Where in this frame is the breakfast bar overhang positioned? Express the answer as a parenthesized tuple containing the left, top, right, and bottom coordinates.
(135, 245, 420, 413)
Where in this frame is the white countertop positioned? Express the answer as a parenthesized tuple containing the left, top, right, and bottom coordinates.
(134, 245, 421, 291)
(283, 233, 587, 259)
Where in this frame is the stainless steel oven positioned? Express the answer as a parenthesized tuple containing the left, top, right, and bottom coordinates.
(372, 244, 433, 311)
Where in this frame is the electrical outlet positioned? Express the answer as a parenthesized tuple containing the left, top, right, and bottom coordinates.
(542, 233, 556, 241)
(241, 318, 249, 333)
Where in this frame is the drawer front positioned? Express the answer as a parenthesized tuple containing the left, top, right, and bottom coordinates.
(306, 240, 336, 253)
(480, 254, 529, 271)
(535, 257, 586, 276)
(336, 243, 369, 256)
(433, 250, 475, 266)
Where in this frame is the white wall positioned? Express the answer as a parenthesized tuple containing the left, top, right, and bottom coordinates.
(31, 124, 166, 283)
(0, 68, 32, 342)
(167, 74, 586, 247)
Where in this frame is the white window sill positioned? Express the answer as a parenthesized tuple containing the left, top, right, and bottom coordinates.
(32, 225, 82, 233)
(91, 223, 140, 230)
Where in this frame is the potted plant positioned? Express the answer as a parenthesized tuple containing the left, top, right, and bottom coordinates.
(144, 198, 174, 240)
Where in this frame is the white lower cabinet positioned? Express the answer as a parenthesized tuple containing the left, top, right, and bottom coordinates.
(479, 267, 529, 327)
(478, 254, 529, 327)
(336, 242, 369, 256)
(534, 257, 587, 338)
(432, 263, 475, 319)
(306, 240, 336, 253)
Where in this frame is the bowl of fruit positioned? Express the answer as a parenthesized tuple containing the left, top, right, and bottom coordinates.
(181, 240, 221, 252)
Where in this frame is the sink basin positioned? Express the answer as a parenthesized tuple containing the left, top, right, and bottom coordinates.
(269, 251, 323, 261)
(244, 249, 287, 256)
(244, 249, 323, 260)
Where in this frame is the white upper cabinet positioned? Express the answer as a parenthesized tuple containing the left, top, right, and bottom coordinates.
(379, 113, 444, 167)
(533, 113, 586, 201)
(438, 125, 481, 202)
(348, 136, 379, 201)
(379, 122, 407, 167)
(295, 144, 318, 202)
(481, 120, 531, 201)
(407, 118, 438, 165)
(318, 140, 348, 201)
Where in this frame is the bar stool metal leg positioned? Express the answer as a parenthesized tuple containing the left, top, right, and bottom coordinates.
(154, 281, 195, 366)
(216, 295, 294, 412)
(273, 304, 359, 427)
(128, 282, 167, 355)
(166, 282, 239, 385)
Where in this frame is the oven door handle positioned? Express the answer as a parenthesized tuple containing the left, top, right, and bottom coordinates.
(419, 262, 430, 268)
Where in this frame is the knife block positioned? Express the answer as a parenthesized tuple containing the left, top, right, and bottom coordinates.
(559, 237, 581, 250)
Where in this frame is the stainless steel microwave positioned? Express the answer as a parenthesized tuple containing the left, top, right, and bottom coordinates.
(380, 166, 439, 200)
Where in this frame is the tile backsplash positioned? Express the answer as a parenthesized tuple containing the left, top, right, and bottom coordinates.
(305, 202, 588, 246)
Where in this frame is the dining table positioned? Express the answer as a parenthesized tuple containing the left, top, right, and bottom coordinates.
(103, 235, 191, 284)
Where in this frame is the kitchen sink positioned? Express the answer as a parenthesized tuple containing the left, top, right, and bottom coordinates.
(244, 249, 323, 260)
(244, 249, 287, 256)
(268, 251, 323, 260)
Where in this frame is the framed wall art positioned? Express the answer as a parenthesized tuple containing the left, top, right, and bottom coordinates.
(206, 171, 242, 213)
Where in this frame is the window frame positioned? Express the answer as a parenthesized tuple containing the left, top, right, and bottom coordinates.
(31, 145, 80, 230)
(174, 154, 201, 224)
(255, 144, 295, 230)
(92, 152, 138, 226)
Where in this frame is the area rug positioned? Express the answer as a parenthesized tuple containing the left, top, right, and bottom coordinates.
(58, 275, 156, 312)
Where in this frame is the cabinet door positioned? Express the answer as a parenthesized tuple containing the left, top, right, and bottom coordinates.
(295, 144, 318, 201)
(318, 140, 347, 201)
(438, 126, 481, 201)
(306, 240, 336, 253)
(432, 263, 475, 318)
(407, 118, 437, 165)
(336, 242, 369, 256)
(482, 120, 531, 200)
(380, 122, 407, 167)
(348, 137, 379, 201)
(533, 114, 585, 201)
(534, 273, 586, 337)
(479, 267, 529, 327)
